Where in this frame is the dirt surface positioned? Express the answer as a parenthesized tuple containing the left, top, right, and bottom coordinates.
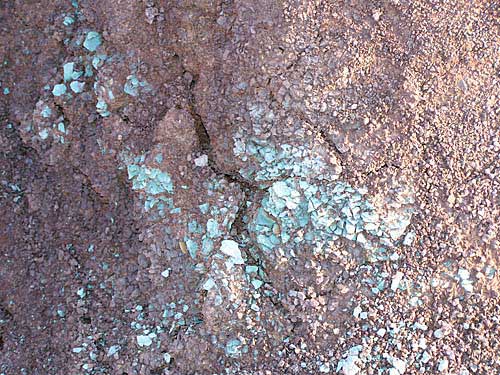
(1, 0, 499, 374)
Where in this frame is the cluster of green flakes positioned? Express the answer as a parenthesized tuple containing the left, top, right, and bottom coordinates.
(28, 102, 69, 144)
(52, 26, 153, 118)
(233, 135, 339, 182)
(125, 153, 237, 260)
(120, 122, 414, 367)
(52, 31, 103, 99)
(127, 154, 174, 217)
(249, 177, 413, 259)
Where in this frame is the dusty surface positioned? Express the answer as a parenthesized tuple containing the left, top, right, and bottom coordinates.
(0, 0, 499, 374)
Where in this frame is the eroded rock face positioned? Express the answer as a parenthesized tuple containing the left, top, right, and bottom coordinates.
(1, 0, 499, 374)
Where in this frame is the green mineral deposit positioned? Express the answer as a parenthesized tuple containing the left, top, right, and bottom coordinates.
(201, 237, 213, 255)
(206, 218, 219, 238)
(41, 106, 51, 118)
(52, 84, 67, 96)
(70, 81, 85, 93)
(199, 203, 209, 214)
(251, 279, 263, 289)
(107, 345, 120, 356)
(185, 238, 198, 259)
(202, 278, 215, 290)
(96, 99, 110, 116)
(136, 335, 152, 347)
(92, 54, 107, 70)
(63, 16, 74, 26)
(188, 220, 202, 234)
(245, 265, 258, 274)
(161, 269, 170, 278)
(77, 287, 85, 298)
(124, 75, 140, 96)
(83, 31, 102, 52)
(39, 129, 49, 140)
(220, 240, 244, 264)
(63, 62, 75, 82)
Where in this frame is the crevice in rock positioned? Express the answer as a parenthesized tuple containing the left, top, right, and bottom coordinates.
(185, 71, 262, 241)
(182, 69, 292, 317)
(186, 74, 212, 155)
(362, 162, 401, 179)
(316, 127, 346, 167)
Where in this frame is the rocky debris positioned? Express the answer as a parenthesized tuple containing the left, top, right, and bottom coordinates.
(0, 0, 499, 374)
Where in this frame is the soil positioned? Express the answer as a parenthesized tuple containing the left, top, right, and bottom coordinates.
(0, 1, 499, 374)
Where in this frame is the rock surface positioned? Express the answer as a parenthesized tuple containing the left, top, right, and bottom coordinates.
(0, 0, 499, 374)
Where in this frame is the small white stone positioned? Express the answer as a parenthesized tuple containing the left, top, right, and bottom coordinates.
(461, 279, 473, 292)
(434, 329, 444, 339)
(418, 337, 427, 349)
(202, 278, 216, 290)
(458, 268, 470, 280)
(356, 232, 367, 244)
(409, 296, 420, 306)
(391, 357, 407, 374)
(348, 346, 363, 356)
(220, 240, 244, 264)
(377, 328, 386, 337)
(413, 322, 428, 331)
(194, 154, 208, 167)
(421, 351, 431, 364)
(107, 345, 121, 357)
(353, 306, 362, 318)
(373, 10, 382, 21)
(391, 272, 404, 291)
(319, 363, 330, 373)
(389, 252, 400, 261)
(438, 358, 449, 372)
(136, 335, 152, 347)
(345, 222, 356, 234)
(403, 231, 416, 246)
(336, 355, 360, 375)
(163, 352, 171, 363)
(161, 268, 171, 278)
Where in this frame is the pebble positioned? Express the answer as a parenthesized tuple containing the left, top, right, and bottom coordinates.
(52, 84, 67, 96)
(376, 328, 386, 337)
(220, 240, 244, 264)
(433, 329, 444, 339)
(202, 278, 216, 290)
(319, 363, 330, 373)
(161, 268, 171, 278)
(372, 10, 382, 21)
(107, 345, 121, 357)
(353, 306, 362, 318)
(391, 357, 407, 374)
(421, 351, 431, 363)
(438, 358, 449, 372)
(391, 272, 404, 291)
(194, 154, 208, 167)
(136, 335, 152, 347)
